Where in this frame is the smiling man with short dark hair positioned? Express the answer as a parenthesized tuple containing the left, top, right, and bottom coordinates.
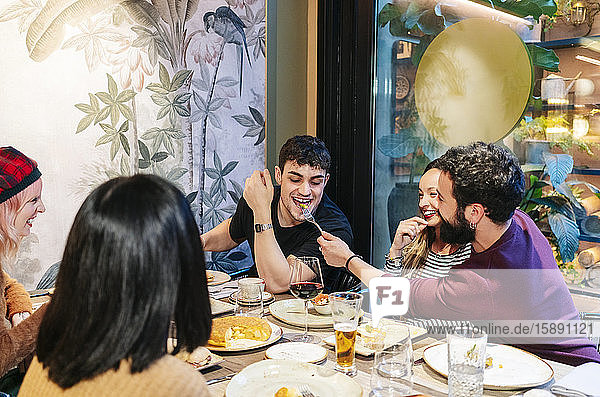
(201, 135, 353, 293)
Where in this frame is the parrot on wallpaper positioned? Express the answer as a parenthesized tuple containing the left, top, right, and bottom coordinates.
(203, 6, 252, 96)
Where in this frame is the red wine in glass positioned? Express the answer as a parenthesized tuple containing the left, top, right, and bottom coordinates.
(290, 281, 324, 300)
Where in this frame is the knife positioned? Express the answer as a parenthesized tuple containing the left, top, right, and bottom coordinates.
(206, 373, 236, 385)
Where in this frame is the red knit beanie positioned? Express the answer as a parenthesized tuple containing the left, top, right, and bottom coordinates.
(0, 147, 42, 205)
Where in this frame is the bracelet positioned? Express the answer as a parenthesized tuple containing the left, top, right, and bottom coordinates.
(385, 252, 403, 269)
(345, 254, 362, 271)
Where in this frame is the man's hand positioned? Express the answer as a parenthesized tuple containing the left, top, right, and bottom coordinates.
(317, 231, 355, 268)
(389, 217, 429, 257)
(243, 169, 274, 221)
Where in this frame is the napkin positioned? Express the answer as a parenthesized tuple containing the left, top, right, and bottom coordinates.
(208, 280, 238, 300)
(550, 362, 600, 397)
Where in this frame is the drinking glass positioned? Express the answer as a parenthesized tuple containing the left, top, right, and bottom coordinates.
(447, 330, 487, 397)
(330, 291, 363, 376)
(235, 277, 265, 317)
(370, 324, 413, 396)
(288, 256, 323, 343)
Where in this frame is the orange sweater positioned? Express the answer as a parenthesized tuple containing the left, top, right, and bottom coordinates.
(19, 355, 210, 397)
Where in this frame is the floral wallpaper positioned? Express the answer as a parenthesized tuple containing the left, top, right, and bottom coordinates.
(0, 0, 265, 288)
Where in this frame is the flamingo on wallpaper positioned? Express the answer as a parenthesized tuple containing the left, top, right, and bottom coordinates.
(203, 6, 251, 95)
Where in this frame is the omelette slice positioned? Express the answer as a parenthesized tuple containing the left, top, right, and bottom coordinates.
(208, 316, 272, 348)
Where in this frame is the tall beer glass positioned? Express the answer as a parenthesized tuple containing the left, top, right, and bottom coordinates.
(330, 292, 363, 376)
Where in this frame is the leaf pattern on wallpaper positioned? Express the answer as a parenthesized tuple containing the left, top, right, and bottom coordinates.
(25, 0, 124, 61)
(0, 0, 42, 33)
(61, 15, 126, 71)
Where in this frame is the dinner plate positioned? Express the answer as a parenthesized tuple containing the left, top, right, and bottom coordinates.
(210, 298, 235, 316)
(422, 343, 554, 390)
(207, 270, 231, 286)
(265, 342, 328, 363)
(206, 321, 283, 352)
(228, 291, 274, 306)
(323, 319, 427, 356)
(225, 359, 362, 397)
(269, 299, 362, 329)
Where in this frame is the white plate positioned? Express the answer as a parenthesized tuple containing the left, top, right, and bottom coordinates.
(207, 270, 231, 286)
(323, 319, 426, 356)
(269, 299, 362, 329)
(265, 342, 328, 363)
(210, 298, 235, 316)
(422, 343, 554, 390)
(225, 359, 362, 397)
(206, 321, 283, 352)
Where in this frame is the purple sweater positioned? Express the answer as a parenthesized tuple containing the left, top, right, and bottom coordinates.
(409, 209, 600, 366)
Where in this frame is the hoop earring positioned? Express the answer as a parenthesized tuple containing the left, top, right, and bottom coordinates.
(469, 222, 477, 231)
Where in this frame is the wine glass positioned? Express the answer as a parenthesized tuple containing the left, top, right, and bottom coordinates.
(288, 256, 323, 343)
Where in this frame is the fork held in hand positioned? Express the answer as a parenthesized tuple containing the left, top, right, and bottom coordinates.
(301, 207, 324, 234)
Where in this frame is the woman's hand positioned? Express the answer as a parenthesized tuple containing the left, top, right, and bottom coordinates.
(389, 216, 429, 257)
(317, 231, 354, 268)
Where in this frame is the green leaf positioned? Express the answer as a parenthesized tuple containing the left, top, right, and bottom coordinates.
(217, 77, 238, 87)
(527, 44, 560, 73)
(121, 0, 161, 29)
(167, 167, 188, 181)
(120, 155, 130, 176)
(170, 69, 192, 91)
(152, 151, 169, 162)
(119, 133, 130, 155)
(75, 103, 95, 114)
(377, 2, 404, 27)
(544, 153, 573, 188)
(99, 123, 117, 134)
(165, 128, 186, 139)
(139, 139, 150, 161)
(118, 103, 135, 121)
(389, 18, 409, 36)
(156, 105, 171, 120)
(249, 106, 264, 125)
(146, 83, 169, 95)
(117, 120, 129, 134)
(404, 2, 426, 29)
(186, 191, 198, 204)
(232, 114, 255, 127)
(116, 89, 136, 102)
(222, 161, 238, 176)
(95, 106, 111, 124)
(151, 94, 171, 106)
(76, 114, 95, 133)
(548, 212, 579, 262)
(209, 98, 225, 111)
(205, 168, 220, 179)
(96, 92, 113, 105)
(174, 104, 190, 117)
(110, 105, 120, 127)
(141, 127, 161, 140)
(107, 74, 118, 98)
(213, 151, 222, 171)
(96, 134, 114, 146)
(139, 159, 151, 169)
(110, 138, 120, 160)
(174, 92, 192, 104)
(490, 0, 557, 22)
(158, 63, 170, 89)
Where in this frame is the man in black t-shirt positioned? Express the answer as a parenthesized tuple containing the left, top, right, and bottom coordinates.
(201, 135, 353, 293)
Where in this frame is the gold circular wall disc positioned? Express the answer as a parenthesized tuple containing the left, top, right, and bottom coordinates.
(414, 18, 533, 147)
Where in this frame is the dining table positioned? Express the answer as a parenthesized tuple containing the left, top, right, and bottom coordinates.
(27, 286, 578, 397)
(201, 290, 575, 397)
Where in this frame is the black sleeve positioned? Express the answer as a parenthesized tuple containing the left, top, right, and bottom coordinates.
(228, 197, 251, 243)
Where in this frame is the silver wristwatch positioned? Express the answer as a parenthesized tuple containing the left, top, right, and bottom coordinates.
(254, 223, 273, 233)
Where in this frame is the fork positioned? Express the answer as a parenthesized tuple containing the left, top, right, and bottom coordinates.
(301, 207, 324, 234)
(299, 384, 316, 397)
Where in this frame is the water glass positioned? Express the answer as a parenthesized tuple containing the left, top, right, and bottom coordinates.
(369, 324, 413, 397)
(330, 292, 363, 376)
(447, 330, 487, 397)
(235, 277, 265, 317)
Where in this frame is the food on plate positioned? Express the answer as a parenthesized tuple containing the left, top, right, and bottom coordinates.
(485, 355, 493, 369)
(312, 293, 329, 305)
(175, 346, 212, 369)
(206, 271, 215, 282)
(274, 387, 300, 397)
(208, 315, 272, 347)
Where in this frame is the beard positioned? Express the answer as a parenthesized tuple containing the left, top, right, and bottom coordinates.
(439, 209, 476, 245)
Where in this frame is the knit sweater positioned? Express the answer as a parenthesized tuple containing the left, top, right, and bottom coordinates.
(19, 355, 210, 397)
(0, 270, 46, 377)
